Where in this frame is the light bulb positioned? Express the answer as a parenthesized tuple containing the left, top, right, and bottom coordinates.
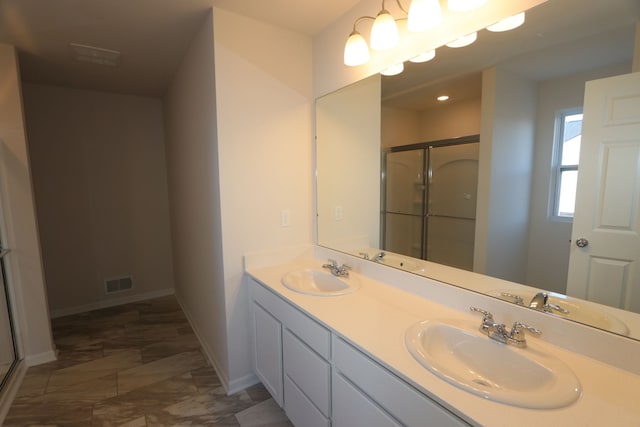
(344, 30, 370, 66)
(409, 49, 436, 63)
(408, 0, 442, 32)
(487, 12, 525, 32)
(446, 32, 477, 48)
(447, 0, 487, 12)
(380, 63, 404, 76)
(370, 10, 399, 51)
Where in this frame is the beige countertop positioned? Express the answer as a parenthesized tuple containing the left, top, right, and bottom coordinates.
(246, 254, 640, 427)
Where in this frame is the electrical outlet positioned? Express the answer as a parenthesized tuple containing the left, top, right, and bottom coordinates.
(335, 206, 343, 221)
(280, 210, 290, 227)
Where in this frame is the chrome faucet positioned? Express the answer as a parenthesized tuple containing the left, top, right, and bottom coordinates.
(322, 259, 350, 277)
(470, 307, 541, 348)
(372, 251, 386, 263)
(358, 252, 370, 260)
(528, 292, 570, 315)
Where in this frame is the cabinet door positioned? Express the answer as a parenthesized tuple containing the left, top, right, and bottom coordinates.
(252, 302, 283, 406)
(333, 372, 402, 427)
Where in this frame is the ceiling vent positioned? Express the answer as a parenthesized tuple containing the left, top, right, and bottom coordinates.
(70, 43, 121, 67)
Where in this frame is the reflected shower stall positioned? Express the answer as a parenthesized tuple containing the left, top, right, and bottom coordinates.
(383, 136, 479, 271)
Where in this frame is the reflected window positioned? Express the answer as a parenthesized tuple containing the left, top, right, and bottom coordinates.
(552, 109, 583, 219)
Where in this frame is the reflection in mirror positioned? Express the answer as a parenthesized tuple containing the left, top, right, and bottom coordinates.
(316, 0, 640, 339)
(383, 136, 479, 271)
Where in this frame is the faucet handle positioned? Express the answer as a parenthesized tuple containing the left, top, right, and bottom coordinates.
(511, 321, 542, 339)
(470, 307, 494, 321)
(544, 303, 570, 314)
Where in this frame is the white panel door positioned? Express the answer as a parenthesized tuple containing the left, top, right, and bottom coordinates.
(567, 72, 640, 313)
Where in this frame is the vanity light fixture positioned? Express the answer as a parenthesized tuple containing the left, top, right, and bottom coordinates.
(447, 0, 487, 12)
(409, 49, 436, 63)
(370, 8, 400, 50)
(344, 27, 371, 66)
(437, 95, 450, 101)
(445, 32, 477, 48)
(486, 12, 526, 32)
(343, 0, 443, 66)
(408, 0, 443, 32)
(380, 62, 405, 76)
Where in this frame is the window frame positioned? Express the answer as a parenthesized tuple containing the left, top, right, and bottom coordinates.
(551, 107, 583, 221)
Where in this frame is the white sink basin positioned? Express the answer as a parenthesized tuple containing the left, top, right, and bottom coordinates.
(405, 319, 581, 409)
(281, 269, 359, 296)
(487, 289, 629, 335)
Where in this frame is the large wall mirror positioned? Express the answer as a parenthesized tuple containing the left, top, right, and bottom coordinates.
(316, 0, 640, 340)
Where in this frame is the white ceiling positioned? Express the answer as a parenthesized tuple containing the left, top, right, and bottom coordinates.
(0, 0, 360, 96)
(0, 0, 638, 99)
(381, 0, 640, 111)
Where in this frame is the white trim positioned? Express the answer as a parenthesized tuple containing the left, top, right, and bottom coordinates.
(0, 360, 27, 424)
(24, 350, 57, 366)
(49, 288, 175, 319)
(174, 293, 259, 395)
(228, 372, 260, 395)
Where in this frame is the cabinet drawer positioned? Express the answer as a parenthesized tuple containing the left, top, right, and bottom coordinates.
(284, 375, 330, 427)
(333, 337, 470, 427)
(283, 329, 330, 416)
(333, 372, 402, 427)
(250, 278, 331, 358)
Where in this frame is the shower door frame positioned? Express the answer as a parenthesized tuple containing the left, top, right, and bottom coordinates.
(381, 134, 480, 260)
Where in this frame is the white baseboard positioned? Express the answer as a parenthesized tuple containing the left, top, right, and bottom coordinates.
(50, 288, 175, 318)
(174, 293, 246, 395)
(228, 372, 260, 395)
(24, 350, 57, 366)
(0, 360, 27, 424)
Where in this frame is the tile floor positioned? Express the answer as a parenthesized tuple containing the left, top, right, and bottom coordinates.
(4, 295, 293, 426)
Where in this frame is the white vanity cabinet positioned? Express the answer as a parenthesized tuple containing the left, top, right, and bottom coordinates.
(249, 278, 331, 426)
(332, 337, 470, 427)
(249, 277, 470, 427)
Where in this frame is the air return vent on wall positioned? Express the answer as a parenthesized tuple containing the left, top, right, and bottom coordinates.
(105, 276, 133, 294)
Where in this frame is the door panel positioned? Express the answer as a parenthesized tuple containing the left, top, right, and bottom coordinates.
(567, 72, 640, 313)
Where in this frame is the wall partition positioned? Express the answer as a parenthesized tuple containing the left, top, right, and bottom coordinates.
(0, 242, 17, 392)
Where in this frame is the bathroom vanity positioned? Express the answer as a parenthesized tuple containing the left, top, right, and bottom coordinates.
(245, 248, 640, 426)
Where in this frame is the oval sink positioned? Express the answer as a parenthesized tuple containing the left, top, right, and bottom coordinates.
(405, 319, 581, 409)
(487, 289, 629, 335)
(281, 269, 359, 296)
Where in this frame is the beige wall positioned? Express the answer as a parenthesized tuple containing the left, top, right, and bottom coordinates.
(23, 84, 175, 317)
(163, 11, 229, 388)
(0, 44, 54, 365)
(317, 75, 381, 251)
(475, 66, 537, 282)
(213, 8, 313, 391)
(419, 98, 482, 141)
(382, 98, 481, 148)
